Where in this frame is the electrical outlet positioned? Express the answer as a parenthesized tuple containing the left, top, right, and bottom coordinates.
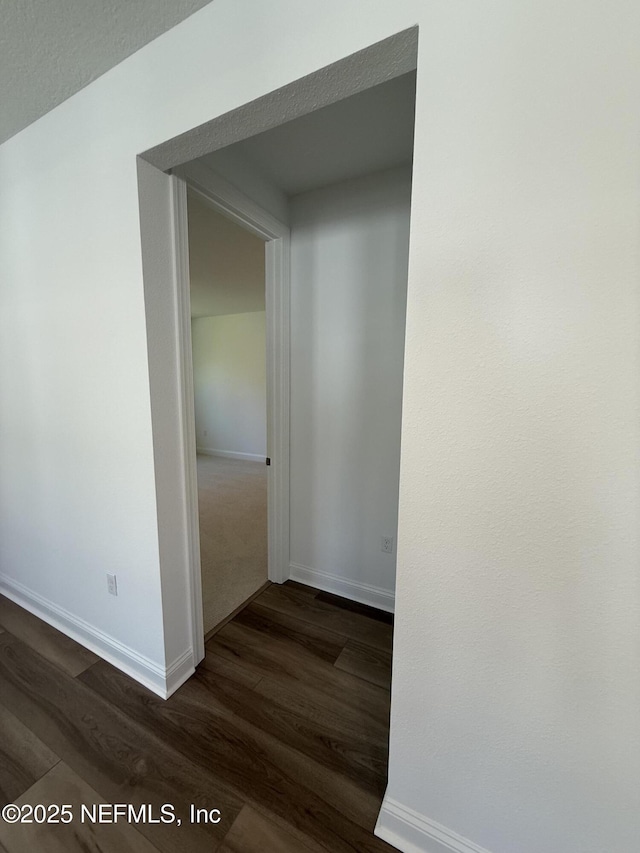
(381, 536, 394, 554)
(107, 573, 118, 596)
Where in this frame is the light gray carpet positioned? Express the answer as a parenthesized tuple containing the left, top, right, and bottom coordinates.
(197, 454, 268, 635)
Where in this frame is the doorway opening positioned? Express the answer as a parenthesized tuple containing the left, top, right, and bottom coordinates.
(170, 165, 291, 651)
(138, 24, 417, 681)
(187, 191, 270, 636)
(136, 26, 417, 851)
(170, 63, 415, 651)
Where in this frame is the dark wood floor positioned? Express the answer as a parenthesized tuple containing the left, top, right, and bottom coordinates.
(0, 582, 396, 853)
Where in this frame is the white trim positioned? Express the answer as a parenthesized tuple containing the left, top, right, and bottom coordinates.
(376, 798, 495, 853)
(165, 647, 197, 696)
(170, 175, 205, 666)
(289, 562, 395, 613)
(173, 161, 291, 590)
(180, 163, 286, 241)
(196, 447, 265, 463)
(0, 574, 193, 700)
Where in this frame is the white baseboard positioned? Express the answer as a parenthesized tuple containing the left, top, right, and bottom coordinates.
(165, 647, 196, 696)
(376, 797, 494, 853)
(197, 447, 265, 463)
(289, 562, 394, 613)
(0, 574, 194, 700)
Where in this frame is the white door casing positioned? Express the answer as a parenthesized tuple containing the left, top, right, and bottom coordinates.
(170, 161, 291, 664)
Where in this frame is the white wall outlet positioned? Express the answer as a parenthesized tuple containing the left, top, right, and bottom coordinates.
(381, 536, 394, 554)
(107, 573, 118, 596)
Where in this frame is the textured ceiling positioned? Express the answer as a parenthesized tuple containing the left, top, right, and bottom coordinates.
(0, 0, 214, 145)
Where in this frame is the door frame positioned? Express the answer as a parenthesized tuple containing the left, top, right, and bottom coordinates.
(170, 160, 290, 662)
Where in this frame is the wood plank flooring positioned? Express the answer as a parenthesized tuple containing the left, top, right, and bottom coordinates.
(0, 597, 99, 677)
(1, 762, 161, 853)
(0, 704, 58, 805)
(0, 583, 396, 853)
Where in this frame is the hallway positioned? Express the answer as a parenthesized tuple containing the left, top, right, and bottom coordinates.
(0, 582, 394, 853)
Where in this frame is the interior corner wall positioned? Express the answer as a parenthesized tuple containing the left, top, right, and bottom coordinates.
(192, 312, 267, 459)
(289, 166, 411, 610)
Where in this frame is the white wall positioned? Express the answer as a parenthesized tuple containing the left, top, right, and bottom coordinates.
(1, 3, 639, 853)
(192, 312, 267, 459)
(187, 192, 266, 318)
(289, 167, 411, 610)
